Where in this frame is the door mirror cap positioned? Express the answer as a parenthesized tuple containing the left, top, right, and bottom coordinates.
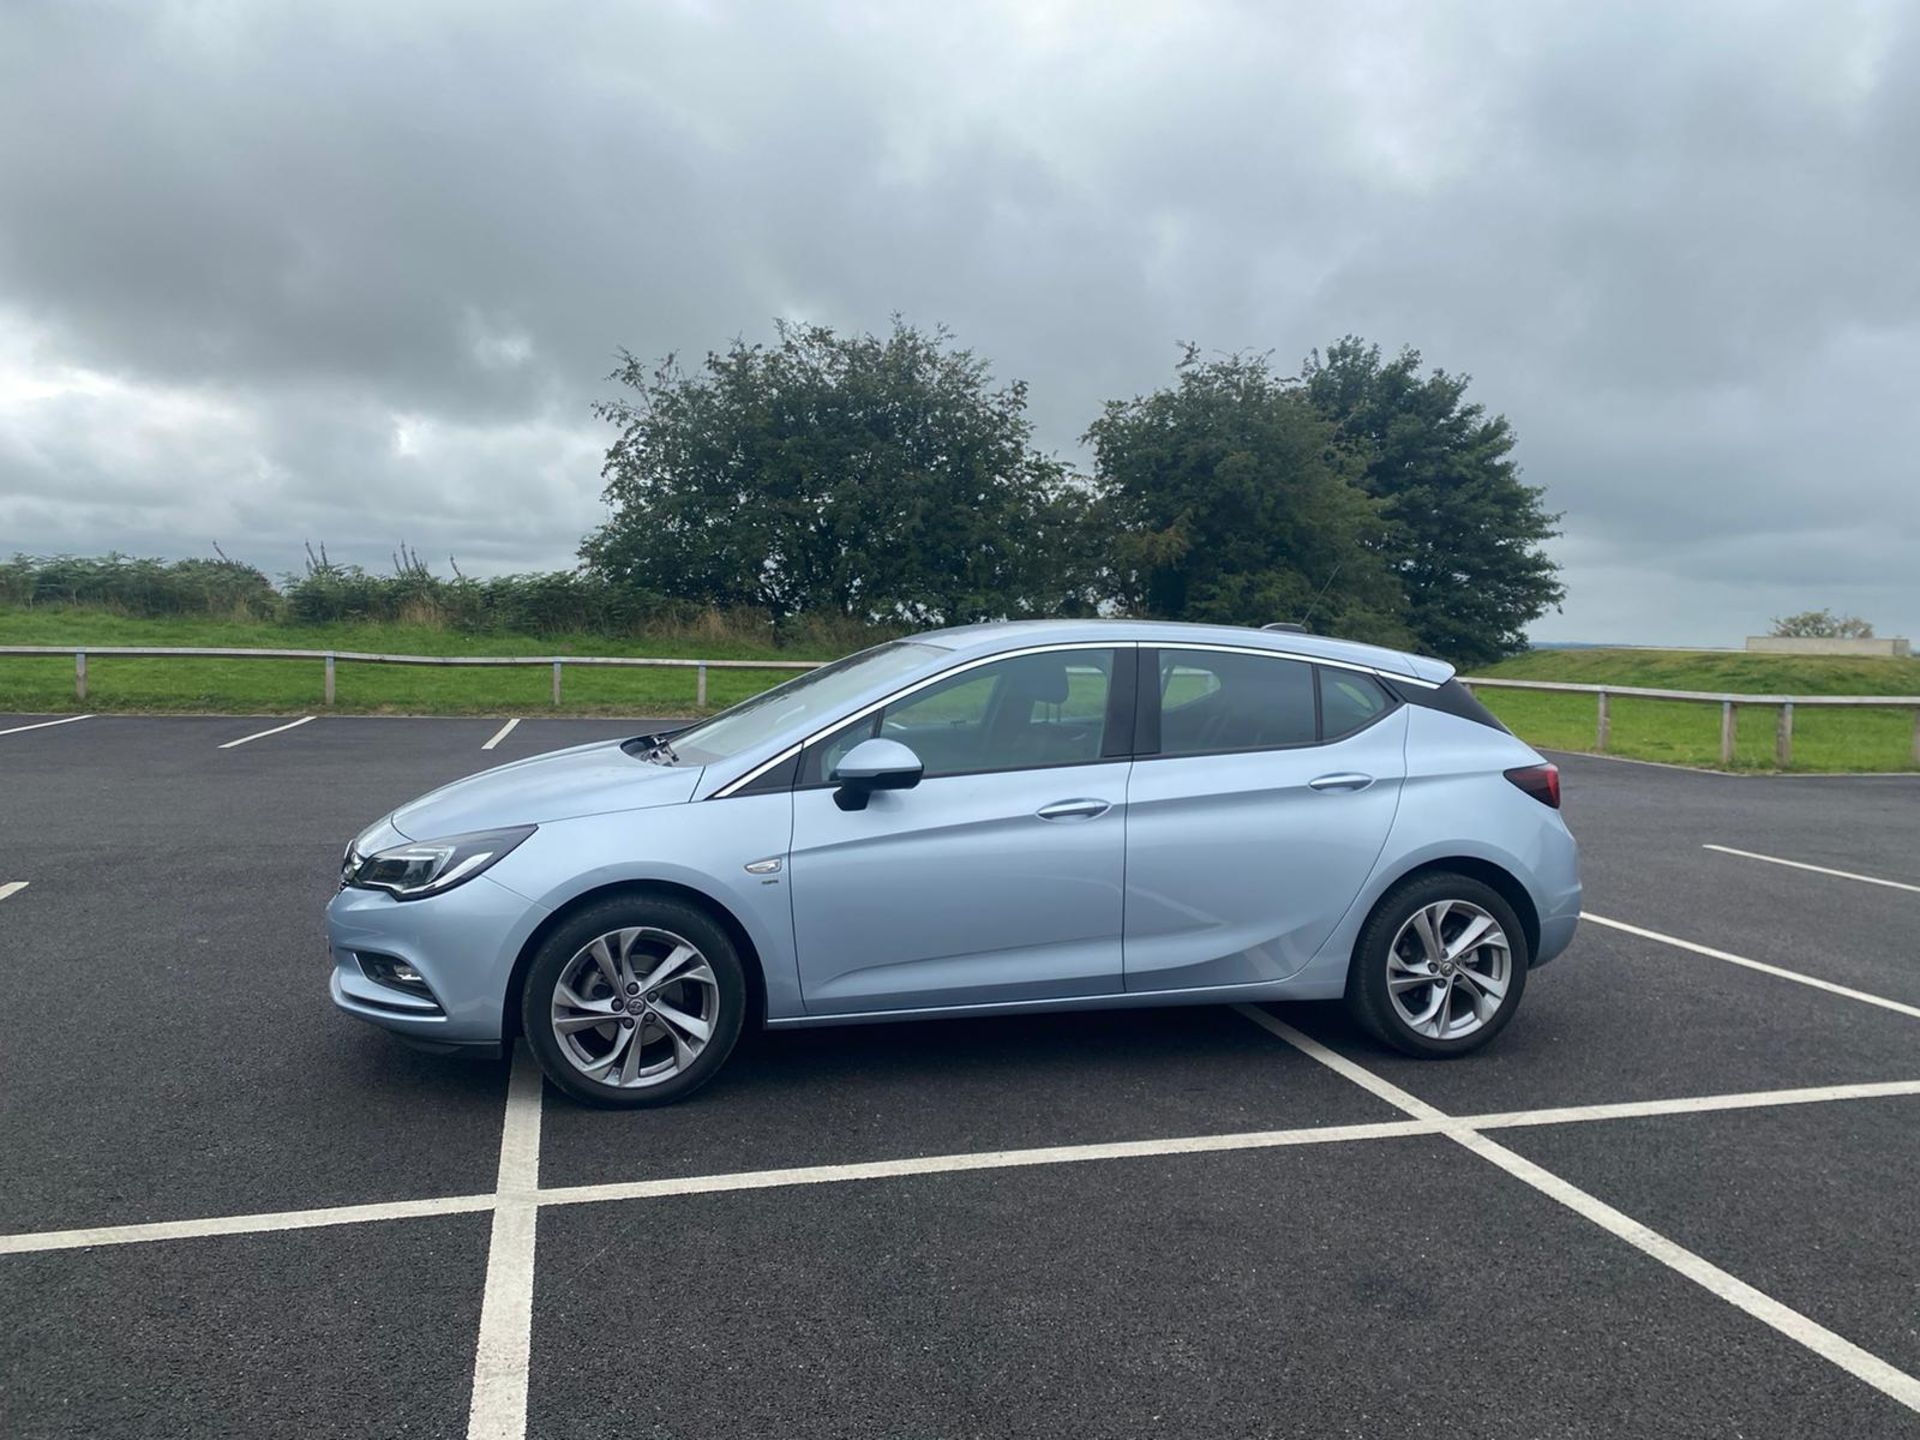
(830, 737, 924, 810)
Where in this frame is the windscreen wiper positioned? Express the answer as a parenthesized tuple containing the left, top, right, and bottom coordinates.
(620, 730, 682, 764)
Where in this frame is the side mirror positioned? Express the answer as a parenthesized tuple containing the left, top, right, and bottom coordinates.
(829, 737, 924, 811)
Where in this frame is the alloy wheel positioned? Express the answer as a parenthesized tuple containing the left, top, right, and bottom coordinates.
(1385, 899, 1511, 1042)
(549, 926, 720, 1088)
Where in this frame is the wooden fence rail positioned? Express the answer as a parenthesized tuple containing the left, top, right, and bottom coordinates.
(0, 645, 825, 711)
(1458, 676, 1920, 768)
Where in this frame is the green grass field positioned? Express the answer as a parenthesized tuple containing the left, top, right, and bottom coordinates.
(0, 608, 827, 716)
(5, 610, 1916, 772)
(1468, 649, 1920, 773)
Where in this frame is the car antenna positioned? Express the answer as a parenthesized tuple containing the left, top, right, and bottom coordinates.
(1296, 560, 1344, 632)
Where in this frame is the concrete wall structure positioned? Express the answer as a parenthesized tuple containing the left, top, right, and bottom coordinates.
(1744, 636, 1912, 657)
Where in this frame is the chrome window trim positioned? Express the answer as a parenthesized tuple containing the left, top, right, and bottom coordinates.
(1157, 641, 1438, 688)
(708, 636, 1435, 798)
(712, 740, 804, 798)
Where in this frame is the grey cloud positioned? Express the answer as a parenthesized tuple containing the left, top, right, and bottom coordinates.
(0, 0, 1915, 642)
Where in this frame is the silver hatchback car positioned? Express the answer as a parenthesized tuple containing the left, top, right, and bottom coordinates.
(328, 621, 1580, 1105)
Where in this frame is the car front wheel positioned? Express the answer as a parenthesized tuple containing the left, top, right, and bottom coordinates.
(522, 896, 746, 1107)
(1345, 873, 1529, 1058)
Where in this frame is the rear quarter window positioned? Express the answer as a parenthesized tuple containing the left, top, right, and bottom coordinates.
(1318, 668, 1396, 740)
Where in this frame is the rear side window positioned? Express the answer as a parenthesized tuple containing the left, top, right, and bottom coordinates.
(1155, 649, 1317, 755)
(1319, 669, 1394, 740)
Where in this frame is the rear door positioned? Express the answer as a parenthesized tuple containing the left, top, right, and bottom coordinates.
(1122, 646, 1407, 992)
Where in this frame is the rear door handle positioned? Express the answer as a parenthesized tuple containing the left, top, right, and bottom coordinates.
(1037, 798, 1112, 821)
(1308, 772, 1374, 793)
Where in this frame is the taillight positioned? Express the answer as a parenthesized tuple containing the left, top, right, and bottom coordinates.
(1504, 763, 1560, 808)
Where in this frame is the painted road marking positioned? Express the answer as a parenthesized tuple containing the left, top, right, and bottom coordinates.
(1585, 912, 1920, 1020)
(1461, 1078, 1920, 1131)
(0, 1193, 496, 1256)
(1704, 844, 1920, 896)
(465, 1044, 546, 1440)
(0, 882, 26, 902)
(4, 1075, 1917, 1259)
(533, 1118, 1437, 1211)
(217, 715, 316, 749)
(1235, 1006, 1920, 1417)
(0, 714, 93, 737)
(482, 718, 520, 751)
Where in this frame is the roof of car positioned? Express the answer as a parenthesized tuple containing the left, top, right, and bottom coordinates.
(911, 619, 1454, 685)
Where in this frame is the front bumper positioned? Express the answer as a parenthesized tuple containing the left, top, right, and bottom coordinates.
(326, 872, 550, 1046)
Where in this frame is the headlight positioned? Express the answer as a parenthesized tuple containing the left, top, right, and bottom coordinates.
(342, 825, 536, 900)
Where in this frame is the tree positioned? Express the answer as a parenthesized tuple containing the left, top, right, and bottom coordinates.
(582, 319, 1095, 625)
(1769, 609, 1874, 639)
(1301, 337, 1563, 667)
(1084, 349, 1409, 643)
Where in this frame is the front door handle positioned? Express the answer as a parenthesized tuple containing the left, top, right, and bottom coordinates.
(1308, 772, 1374, 793)
(1037, 798, 1112, 821)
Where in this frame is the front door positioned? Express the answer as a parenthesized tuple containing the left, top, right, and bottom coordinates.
(788, 646, 1132, 1014)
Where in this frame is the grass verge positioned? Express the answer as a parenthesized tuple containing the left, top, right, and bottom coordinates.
(5, 616, 1916, 772)
(0, 608, 825, 716)
(1470, 649, 1920, 773)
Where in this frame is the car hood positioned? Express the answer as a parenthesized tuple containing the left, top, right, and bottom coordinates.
(389, 740, 702, 837)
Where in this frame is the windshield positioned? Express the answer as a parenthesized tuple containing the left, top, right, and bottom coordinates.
(661, 641, 944, 765)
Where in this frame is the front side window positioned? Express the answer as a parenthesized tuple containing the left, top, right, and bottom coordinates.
(808, 648, 1117, 782)
(1156, 649, 1317, 755)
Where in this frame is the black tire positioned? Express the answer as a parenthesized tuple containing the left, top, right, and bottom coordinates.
(1344, 872, 1529, 1058)
(522, 894, 746, 1107)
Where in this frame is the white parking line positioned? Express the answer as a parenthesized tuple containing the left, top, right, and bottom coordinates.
(535, 1117, 1440, 1211)
(1462, 1078, 1920, 1131)
(0, 714, 93, 737)
(4, 1075, 1917, 1260)
(465, 1044, 546, 1440)
(482, 718, 520, 751)
(0, 1192, 496, 1257)
(1703, 844, 1920, 896)
(1584, 913, 1920, 1020)
(217, 715, 315, 749)
(1234, 1007, 1920, 1416)
(0, 882, 26, 902)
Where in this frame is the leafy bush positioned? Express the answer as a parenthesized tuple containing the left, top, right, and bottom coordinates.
(1769, 609, 1875, 639)
(0, 553, 279, 618)
(0, 550, 859, 649)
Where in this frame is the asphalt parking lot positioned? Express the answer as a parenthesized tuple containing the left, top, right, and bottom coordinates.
(2, 711, 1917, 1438)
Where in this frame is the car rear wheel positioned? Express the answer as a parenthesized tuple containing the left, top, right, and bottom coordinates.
(522, 896, 746, 1107)
(1345, 873, 1529, 1058)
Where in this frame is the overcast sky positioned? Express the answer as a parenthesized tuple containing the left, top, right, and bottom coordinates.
(2, 1, 1915, 645)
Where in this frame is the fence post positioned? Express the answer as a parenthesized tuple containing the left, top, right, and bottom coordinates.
(1775, 702, 1794, 769)
(551, 660, 562, 708)
(1719, 701, 1735, 767)
(696, 663, 708, 709)
(75, 649, 86, 701)
(324, 653, 336, 706)
(1595, 689, 1610, 752)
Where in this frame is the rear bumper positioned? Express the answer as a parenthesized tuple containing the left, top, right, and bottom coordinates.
(1529, 829, 1582, 967)
(1534, 908, 1581, 967)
